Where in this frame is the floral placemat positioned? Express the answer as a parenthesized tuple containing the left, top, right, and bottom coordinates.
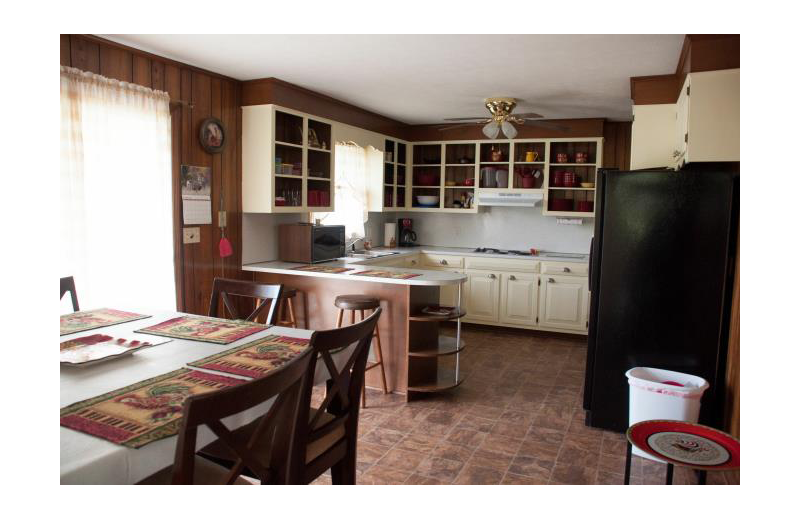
(188, 335, 310, 378)
(134, 315, 268, 345)
(351, 270, 421, 280)
(60, 308, 151, 336)
(291, 265, 354, 274)
(60, 368, 244, 448)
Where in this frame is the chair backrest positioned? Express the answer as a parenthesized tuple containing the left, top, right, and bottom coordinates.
(289, 308, 382, 482)
(60, 276, 79, 312)
(208, 277, 283, 324)
(172, 346, 313, 485)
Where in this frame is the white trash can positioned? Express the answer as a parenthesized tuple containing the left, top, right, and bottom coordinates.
(625, 367, 709, 461)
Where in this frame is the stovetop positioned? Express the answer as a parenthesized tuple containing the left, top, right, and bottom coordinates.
(473, 247, 533, 256)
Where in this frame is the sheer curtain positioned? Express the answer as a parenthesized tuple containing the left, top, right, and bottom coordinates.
(60, 66, 175, 311)
(313, 142, 381, 241)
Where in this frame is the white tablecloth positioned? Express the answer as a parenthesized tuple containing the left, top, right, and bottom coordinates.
(60, 311, 322, 485)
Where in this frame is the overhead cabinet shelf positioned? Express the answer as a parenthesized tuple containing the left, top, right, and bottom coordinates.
(243, 104, 334, 213)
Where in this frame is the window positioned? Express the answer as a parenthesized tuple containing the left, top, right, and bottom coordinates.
(312, 142, 381, 242)
(60, 66, 175, 311)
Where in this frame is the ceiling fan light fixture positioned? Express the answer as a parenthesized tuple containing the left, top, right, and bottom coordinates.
(501, 120, 518, 139)
(482, 121, 500, 139)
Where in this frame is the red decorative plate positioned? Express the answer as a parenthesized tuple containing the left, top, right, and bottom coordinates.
(627, 420, 740, 471)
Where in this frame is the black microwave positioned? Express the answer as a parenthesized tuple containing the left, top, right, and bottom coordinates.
(278, 224, 345, 264)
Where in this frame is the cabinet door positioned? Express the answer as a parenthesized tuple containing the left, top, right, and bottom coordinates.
(440, 273, 464, 308)
(538, 275, 588, 331)
(465, 271, 499, 322)
(630, 104, 677, 170)
(500, 273, 538, 326)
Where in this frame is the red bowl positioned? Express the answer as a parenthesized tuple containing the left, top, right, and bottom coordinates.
(415, 172, 439, 186)
(549, 198, 573, 211)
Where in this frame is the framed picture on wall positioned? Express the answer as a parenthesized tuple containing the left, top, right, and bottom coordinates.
(199, 117, 226, 154)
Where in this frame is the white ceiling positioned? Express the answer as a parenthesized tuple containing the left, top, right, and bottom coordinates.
(101, 34, 684, 123)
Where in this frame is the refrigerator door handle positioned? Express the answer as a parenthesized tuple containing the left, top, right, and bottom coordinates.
(588, 237, 594, 287)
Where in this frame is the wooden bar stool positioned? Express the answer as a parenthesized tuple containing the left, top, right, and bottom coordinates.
(334, 294, 388, 407)
(258, 288, 299, 328)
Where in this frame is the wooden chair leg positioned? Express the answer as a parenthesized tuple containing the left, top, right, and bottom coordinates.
(373, 324, 389, 394)
(336, 309, 344, 328)
(286, 297, 297, 328)
(350, 310, 355, 324)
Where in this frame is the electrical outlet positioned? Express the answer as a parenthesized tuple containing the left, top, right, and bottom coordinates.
(183, 227, 200, 244)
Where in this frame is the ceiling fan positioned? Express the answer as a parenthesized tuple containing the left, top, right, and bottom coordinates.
(441, 97, 568, 139)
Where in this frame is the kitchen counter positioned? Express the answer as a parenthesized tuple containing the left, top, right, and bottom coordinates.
(358, 245, 590, 263)
(242, 259, 466, 286)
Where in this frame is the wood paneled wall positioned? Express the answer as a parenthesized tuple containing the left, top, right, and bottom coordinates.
(602, 121, 632, 171)
(61, 35, 243, 315)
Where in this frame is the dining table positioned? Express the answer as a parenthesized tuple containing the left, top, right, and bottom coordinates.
(60, 310, 341, 485)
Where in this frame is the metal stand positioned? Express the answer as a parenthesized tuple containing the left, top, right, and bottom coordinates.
(624, 440, 708, 485)
(666, 463, 674, 485)
(624, 442, 632, 485)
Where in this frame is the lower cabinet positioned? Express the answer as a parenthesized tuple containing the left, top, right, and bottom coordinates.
(500, 273, 539, 326)
(537, 274, 589, 331)
(465, 270, 500, 322)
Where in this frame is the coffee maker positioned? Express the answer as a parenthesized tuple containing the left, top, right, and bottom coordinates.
(397, 218, 417, 247)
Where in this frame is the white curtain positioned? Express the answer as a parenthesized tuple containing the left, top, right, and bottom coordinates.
(60, 66, 175, 312)
(313, 142, 380, 241)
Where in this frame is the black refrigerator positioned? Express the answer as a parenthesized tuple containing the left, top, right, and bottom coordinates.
(583, 167, 739, 432)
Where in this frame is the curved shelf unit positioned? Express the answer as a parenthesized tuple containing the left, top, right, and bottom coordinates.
(407, 369, 466, 393)
(408, 308, 466, 322)
(408, 336, 465, 357)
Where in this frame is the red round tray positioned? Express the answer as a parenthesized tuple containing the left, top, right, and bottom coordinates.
(627, 420, 740, 471)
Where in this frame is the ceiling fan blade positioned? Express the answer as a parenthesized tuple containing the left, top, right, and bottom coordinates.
(512, 112, 544, 119)
(437, 122, 483, 131)
(524, 120, 571, 132)
(443, 116, 490, 121)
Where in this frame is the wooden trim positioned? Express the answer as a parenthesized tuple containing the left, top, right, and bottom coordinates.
(630, 74, 681, 105)
(724, 231, 740, 438)
(242, 77, 408, 139)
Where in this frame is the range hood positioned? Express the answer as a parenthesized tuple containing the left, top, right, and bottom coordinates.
(477, 192, 543, 207)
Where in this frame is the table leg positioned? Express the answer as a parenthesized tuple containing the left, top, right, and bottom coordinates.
(624, 442, 632, 485)
(666, 463, 674, 485)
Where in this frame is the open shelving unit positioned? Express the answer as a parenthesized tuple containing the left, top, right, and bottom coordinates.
(242, 104, 334, 213)
(543, 139, 601, 217)
(381, 139, 408, 210)
(406, 286, 467, 398)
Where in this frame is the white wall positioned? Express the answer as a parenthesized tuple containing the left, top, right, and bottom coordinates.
(388, 207, 594, 254)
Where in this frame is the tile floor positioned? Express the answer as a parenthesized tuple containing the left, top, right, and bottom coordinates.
(311, 325, 739, 485)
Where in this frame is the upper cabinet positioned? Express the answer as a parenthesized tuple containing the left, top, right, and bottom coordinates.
(631, 104, 677, 169)
(630, 69, 739, 171)
(242, 104, 334, 213)
(369, 138, 409, 212)
(675, 69, 740, 168)
(408, 137, 602, 217)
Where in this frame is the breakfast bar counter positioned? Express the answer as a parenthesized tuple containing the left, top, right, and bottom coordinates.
(243, 259, 467, 399)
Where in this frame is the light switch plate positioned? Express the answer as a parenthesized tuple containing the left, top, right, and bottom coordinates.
(183, 227, 200, 244)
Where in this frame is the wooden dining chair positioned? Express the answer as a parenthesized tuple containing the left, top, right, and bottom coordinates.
(138, 345, 313, 485)
(200, 309, 381, 484)
(60, 276, 79, 312)
(208, 277, 283, 324)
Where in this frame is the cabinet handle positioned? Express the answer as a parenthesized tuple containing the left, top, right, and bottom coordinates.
(548, 278, 555, 283)
(410, 260, 416, 265)
(563, 267, 571, 273)
(488, 274, 496, 279)
(509, 275, 516, 281)
(440, 259, 448, 265)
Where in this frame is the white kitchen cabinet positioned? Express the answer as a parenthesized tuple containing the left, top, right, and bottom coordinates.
(242, 104, 334, 213)
(465, 270, 500, 322)
(631, 104, 677, 170)
(675, 69, 740, 168)
(538, 274, 589, 332)
(500, 273, 539, 326)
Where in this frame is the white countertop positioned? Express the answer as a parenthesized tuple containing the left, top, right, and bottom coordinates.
(365, 245, 590, 263)
(242, 260, 467, 286)
(242, 246, 587, 286)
